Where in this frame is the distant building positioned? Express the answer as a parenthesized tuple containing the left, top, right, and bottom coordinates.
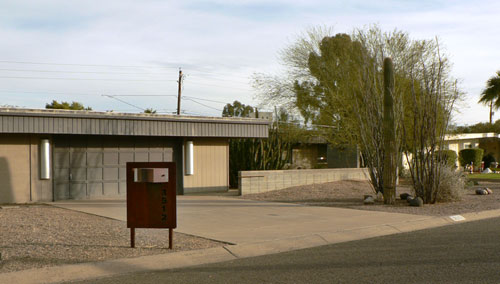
(444, 133, 499, 166)
(247, 111, 273, 121)
(290, 136, 360, 169)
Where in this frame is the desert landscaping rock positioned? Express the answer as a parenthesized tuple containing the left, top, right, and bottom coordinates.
(363, 196, 375, 205)
(400, 193, 411, 200)
(241, 179, 500, 217)
(0, 205, 223, 273)
(409, 197, 424, 207)
(476, 189, 488, 195)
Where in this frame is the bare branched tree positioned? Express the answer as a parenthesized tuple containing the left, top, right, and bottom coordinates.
(402, 39, 462, 204)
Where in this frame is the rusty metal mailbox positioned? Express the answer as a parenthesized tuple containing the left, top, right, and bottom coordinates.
(126, 162, 176, 248)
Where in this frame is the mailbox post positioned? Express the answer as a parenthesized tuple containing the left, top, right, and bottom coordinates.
(126, 162, 176, 249)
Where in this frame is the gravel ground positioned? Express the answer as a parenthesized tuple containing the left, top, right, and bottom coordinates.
(241, 180, 500, 216)
(0, 205, 223, 273)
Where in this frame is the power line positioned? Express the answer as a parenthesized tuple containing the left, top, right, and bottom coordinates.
(188, 74, 251, 84)
(184, 96, 228, 104)
(0, 76, 176, 82)
(0, 59, 256, 80)
(188, 71, 252, 81)
(109, 94, 178, 98)
(98, 94, 227, 104)
(0, 90, 101, 96)
(102, 95, 145, 111)
(182, 97, 223, 112)
(188, 81, 253, 91)
(0, 68, 172, 75)
(0, 60, 179, 69)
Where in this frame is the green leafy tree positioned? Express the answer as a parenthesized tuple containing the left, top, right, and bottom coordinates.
(144, 108, 157, 114)
(45, 100, 92, 110)
(254, 25, 463, 204)
(453, 121, 500, 133)
(478, 71, 500, 124)
(222, 101, 254, 117)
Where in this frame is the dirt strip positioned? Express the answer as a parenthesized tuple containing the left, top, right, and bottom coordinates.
(0, 205, 223, 273)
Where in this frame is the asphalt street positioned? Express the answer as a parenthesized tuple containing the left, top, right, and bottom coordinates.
(72, 217, 500, 284)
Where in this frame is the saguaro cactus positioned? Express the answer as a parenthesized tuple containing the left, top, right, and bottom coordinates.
(382, 57, 397, 204)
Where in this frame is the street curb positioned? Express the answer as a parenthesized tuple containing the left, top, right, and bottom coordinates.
(0, 247, 236, 284)
(2, 209, 500, 284)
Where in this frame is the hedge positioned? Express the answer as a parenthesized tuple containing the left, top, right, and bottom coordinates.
(436, 150, 458, 168)
(459, 148, 484, 167)
(483, 153, 496, 168)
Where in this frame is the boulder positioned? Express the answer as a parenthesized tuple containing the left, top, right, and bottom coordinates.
(482, 168, 493, 174)
(409, 197, 423, 207)
(363, 196, 375, 205)
(400, 193, 411, 200)
(406, 195, 414, 203)
(475, 189, 488, 195)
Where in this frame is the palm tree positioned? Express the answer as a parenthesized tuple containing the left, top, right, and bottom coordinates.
(479, 71, 500, 124)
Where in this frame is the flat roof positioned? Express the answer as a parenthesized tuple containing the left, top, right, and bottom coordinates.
(445, 133, 500, 141)
(0, 108, 270, 124)
(0, 108, 270, 138)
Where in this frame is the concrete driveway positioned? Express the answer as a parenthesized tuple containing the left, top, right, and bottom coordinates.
(49, 196, 439, 245)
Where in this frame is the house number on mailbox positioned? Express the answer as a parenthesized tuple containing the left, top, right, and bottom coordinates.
(126, 162, 176, 249)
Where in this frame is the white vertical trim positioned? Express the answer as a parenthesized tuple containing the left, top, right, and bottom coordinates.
(40, 139, 51, 180)
(185, 140, 194, 175)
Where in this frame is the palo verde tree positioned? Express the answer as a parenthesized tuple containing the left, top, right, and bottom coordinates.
(254, 26, 407, 196)
(254, 25, 463, 203)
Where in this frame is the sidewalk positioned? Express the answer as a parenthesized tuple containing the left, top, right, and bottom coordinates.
(2, 196, 500, 284)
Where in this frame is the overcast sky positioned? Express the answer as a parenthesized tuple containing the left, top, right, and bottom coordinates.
(1, 0, 498, 125)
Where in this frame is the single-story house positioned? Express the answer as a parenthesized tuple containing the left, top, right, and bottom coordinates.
(0, 108, 269, 203)
(290, 136, 360, 169)
(444, 133, 500, 166)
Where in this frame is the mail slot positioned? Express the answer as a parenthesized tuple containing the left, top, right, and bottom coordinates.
(133, 168, 168, 183)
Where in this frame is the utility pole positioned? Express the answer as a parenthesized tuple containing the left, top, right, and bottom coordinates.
(177, 69, 183, 115)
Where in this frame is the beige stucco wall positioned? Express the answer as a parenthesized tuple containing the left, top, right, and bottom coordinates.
(0, 134, 52, 203)
(30, 136, 53, 202)
(239, 168, 369, 195)
(0, 135, 30, 203)
(183, 138, 229, 193)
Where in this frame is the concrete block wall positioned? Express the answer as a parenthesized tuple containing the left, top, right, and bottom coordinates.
(239, 168, 369, 195)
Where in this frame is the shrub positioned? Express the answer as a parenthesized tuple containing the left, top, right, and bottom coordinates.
(436, 164, 466, 202)
(459, 148, 484, 167)
(436, 150, 457, 168)
(483, 153, 496, 168)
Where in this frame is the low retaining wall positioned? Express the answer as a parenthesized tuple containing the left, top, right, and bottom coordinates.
(239, 168, 369, 195)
